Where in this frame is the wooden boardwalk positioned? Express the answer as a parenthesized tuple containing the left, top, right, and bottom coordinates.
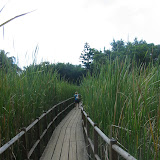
(40, 105, 88, 160)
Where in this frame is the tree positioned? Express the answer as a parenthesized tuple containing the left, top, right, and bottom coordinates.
(92, 49, 107, 65)
(109, 38, 160, 65)
(24, 62, 85, 85)
(80, 42, 94, 69)
(111, 39, 125, 52)
(0, 50, 21, 73)
(55, 63, 85, 84)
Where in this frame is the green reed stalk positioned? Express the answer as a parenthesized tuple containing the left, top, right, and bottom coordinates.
(0, 63, 78, 146)
(81, 57, 160, 159)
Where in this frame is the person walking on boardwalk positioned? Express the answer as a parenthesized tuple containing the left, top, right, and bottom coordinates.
(74, 92, 80, 108)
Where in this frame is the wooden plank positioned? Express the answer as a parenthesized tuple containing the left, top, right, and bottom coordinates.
(68, 109, 81, 160)
(58, 107, 76, 129)
(40, 108, 75, 160)
(76, 127, 85, 142)
(76, 109, 88, 160)
(70, 128, 76, 142)
(40, 118, 69, 159)
(63, 128, 71, 142)
(40, 107, 89, 160)
(51, 109, 77, 160)
(77, 111, 82, 126)
(51, 114, 75, 159)
(60, 142, 69, 160)
(61, 109, 79, 160)
(77, 141, 88, 160)
(40, 128, 61, 160)
(67, 109, 78, 128)
(76, 109, 84, 142)
(51, 129, 66, 160)
(60, 128, 71, 160)
(72, 109, 81, 128)
(69, 142, 77, 160)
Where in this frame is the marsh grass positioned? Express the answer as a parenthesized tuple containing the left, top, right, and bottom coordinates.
(0, 62, 78, 146)
(81, 57, 160, 159)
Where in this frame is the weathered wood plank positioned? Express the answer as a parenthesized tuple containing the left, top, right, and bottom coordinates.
(40, 128, 61, 160)
(76, 110, 88, 160)
(51, 112, 76, 160)
(76, 127, 85, 142)
(72, 110, 80, 128)
(40, 106, 88, 160)
(67, 109, 79, 128)
(40, 108, 75, 160)
(77, 140, 88, 160)
(51, 129, 66, 160)
(70, 128, 76, 142)
(63, 128, 70, 142)
(51, 108, 78, 160)
(60, 141, 69, 160)
(69, 142, 77, 160)
(60, 127, 71, 160)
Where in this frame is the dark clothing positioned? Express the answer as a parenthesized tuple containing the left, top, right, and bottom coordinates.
(74, 94, 80, 103)
(75, 99, 80, 103)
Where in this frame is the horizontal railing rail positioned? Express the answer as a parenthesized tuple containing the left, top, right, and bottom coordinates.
(0, 97, 75, 160)
(81, 106, 137, 160)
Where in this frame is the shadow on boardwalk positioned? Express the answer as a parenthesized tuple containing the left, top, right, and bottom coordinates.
(40, 104, 88, 160)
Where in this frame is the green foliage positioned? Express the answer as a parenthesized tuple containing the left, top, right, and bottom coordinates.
(80, 42, 94, 69)
(80, 58, 160, 159)
(55, 63, 85, 85)
(86, 38, 160, 69)
(0, 50, 21, 73)
(111, 39, 125, 52)
(92, 49, 107, 64)
(24, 62, 85, 85)
(0, 58, 78, 146)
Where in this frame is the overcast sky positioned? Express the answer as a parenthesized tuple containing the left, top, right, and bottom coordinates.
(0, 0, 160, 68)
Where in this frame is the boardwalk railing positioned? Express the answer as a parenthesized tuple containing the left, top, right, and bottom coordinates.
(0, 97, 74, 160)
(81, 107, 137, 160)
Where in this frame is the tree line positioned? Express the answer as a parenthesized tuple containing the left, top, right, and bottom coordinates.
(80, 38, 160, 70)
(1, 38, 160, 85)
(0, 50, 84, 85)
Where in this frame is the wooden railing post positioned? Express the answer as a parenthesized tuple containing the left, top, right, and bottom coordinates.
(81, 109, 86, 144)
(57, 104, 60, 124)
(60, 103, 64, 120)
(65, 101, 68, 114)
(94, 123, 98, 159)
(86, 115, 91, 159)
(0, 97, 75, 160)
(101, 142, 105, 160)
(84, 111, 87, 142)
(87, 116, 90, 136)
(36, 117, 41, 159)
(51, 109, 55, 132)
(55, 106, 58, 126)
(83, 111, 86, 129)
(44, 112, 48, 144)
(21, 128, 28, 160)
(81, 109, 84, 128)
(109, 138, 118, 160)
(59, 103, 62, 121)
(0, 153, 4, 160)
(62, 102, 65, 117)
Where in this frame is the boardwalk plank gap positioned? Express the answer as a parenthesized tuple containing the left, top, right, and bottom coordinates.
(40, 104, 88, 160)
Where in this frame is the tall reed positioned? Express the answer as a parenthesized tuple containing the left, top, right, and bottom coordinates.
(81, 57, 160, 159)
(0, 63, 78, 146)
